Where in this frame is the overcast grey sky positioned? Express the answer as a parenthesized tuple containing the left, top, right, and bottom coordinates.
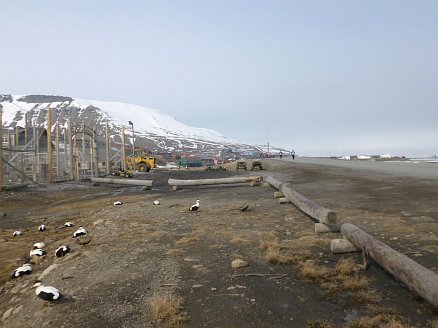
(2, 1, 437, 157)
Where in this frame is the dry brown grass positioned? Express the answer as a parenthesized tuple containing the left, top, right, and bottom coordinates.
(297, 257, 373, 300)
(263, 244, 295, 264)
(348, 313, 407, 328)
(167, 248, 184, 256)
(306, 320, 335, 328)
(427, 319, 438, 328)
(175, 236, 200, 247)
(149, 292, 186, 326)
(230, 234, 251, 244)
(352, 289, 382, 303)
(298, 261, 331, 281)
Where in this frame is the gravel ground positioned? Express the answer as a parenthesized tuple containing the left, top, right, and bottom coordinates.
(0, 159, 437, 327)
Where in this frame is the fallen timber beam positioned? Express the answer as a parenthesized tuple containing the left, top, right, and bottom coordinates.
(91, 177, 153, 187)
(314, 222, 341, 233)
(168, 176, 262, 187)
(265, 176, 338, 225)
(341, 223, 438, 308)
(330, 238, 360, 253)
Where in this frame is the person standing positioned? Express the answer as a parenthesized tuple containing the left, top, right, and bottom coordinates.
(291, 150, 295, 160)
(279, 151, 283, 159)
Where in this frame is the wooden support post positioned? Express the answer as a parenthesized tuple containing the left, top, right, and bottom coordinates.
(82, 123, 86, 179)
(121, 126, 126, 171)
(63, 127, 67, 176)
(74, 125, 79, 180)
(105, 121, 110, 175)
(341, 223, 438, 308)
(56, 124, 60, 178)
(278, 198, 291, 204)
(0, 104, 3, 191)
(93, 128, 98, 177)
(274, 191, 284, 198)
(330, 238, 360, 253)
(47, 107, 53, 183)
(68, 120, 74, 180)
(314, 222, 341, 233)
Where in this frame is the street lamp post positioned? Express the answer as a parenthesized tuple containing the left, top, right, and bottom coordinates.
(128, 121, 134, 157)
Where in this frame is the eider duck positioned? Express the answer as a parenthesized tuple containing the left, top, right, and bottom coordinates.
(73, 226, 87, 238)
(189, 199, 200, 212)
(38, 225, 46, 232)
(13, 230, 22, 237)
(55, 245, 71, 257)
(113, 201, 122, 206)
(30, 249, 47, 257)
(64, 221, 74, 227)
(34, 281, 62, 302)
(11, 263, 32, 278)
(33, 242, 46, 250)
(153, 200, 160, 205)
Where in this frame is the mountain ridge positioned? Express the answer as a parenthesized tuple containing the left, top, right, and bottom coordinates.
(1, 94, 255, 154)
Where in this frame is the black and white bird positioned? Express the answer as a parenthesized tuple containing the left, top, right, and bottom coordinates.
(113, 201, 122, 206)
(33, 242, 46, 250)
(189, 199, 200, 211)
(13, 230, 22, 237)
(34, 281, 62, 302)
(38, 224, 46, 232)
(73, 226, 87, 238)
(55, 245, 71, 258)
(64, 221, 74, 227)
(30, 248, 47, 257)
(11, 263, 32, 278)
(153, 200, 160, 205)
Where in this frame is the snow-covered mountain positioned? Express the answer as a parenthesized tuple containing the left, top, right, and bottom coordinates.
(1, 94, 251, 153)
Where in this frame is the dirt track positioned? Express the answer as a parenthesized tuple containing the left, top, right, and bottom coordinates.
(1, 159, 437, 327)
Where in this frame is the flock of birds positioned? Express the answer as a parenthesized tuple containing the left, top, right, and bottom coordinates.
(11, 221, 89, 302)
(9, 198, 201, 304)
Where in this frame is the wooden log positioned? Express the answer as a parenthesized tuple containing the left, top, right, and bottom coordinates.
(341, 223, 438, 308)
(330, 238, 360, 253)
(3, 183, 29, 191)
(278, 197, 291, 204)
(265, 176, 283, 190)
(280, 183, 337, 225)
(168, 176, 262, 186)
(91, 177, 153, 187)
(265, 176, 337, 224)
(249, 180, 260, 187)
(315, 222, 341, 233)
(274, 191, 285, 198)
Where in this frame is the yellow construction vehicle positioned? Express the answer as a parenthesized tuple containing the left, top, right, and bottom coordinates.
(125, 153, 156, 172)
